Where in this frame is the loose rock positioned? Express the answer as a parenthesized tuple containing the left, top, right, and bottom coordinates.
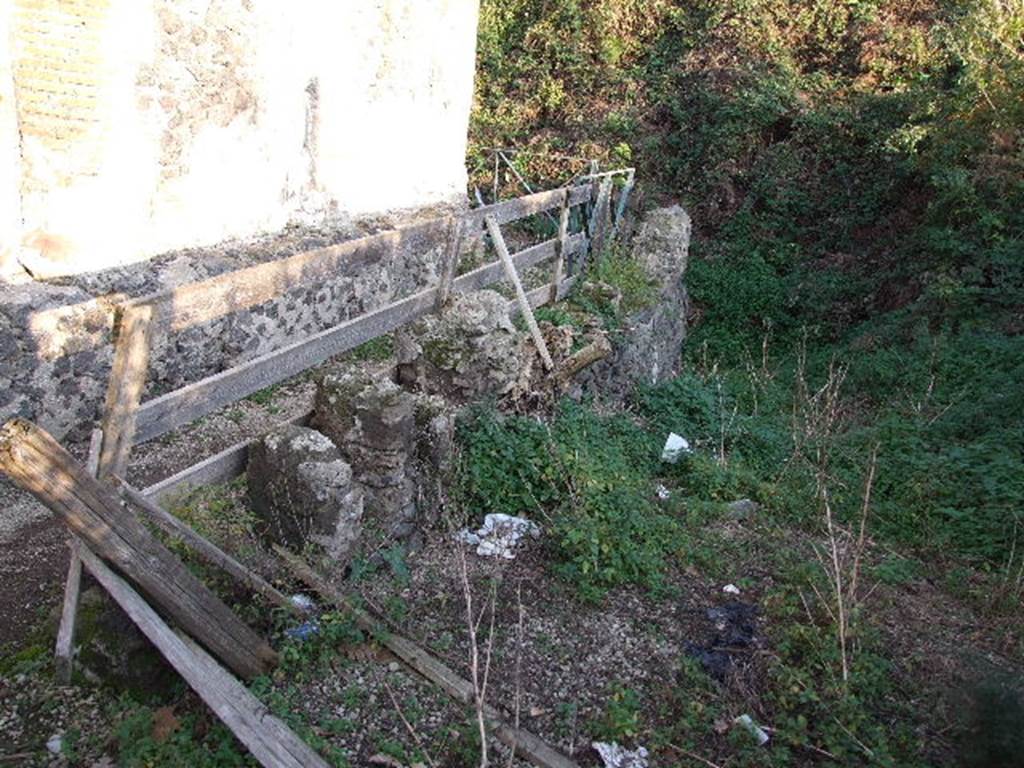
(247, 424, 362, 564)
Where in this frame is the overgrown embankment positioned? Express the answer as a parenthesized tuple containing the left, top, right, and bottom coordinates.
(471, 0, 1024, 568)
(465, 2, 1024, 765)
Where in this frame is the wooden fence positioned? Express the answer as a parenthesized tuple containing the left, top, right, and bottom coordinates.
(10, 171, 634, 767)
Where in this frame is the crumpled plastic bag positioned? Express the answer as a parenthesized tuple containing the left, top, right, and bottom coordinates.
(661, 432, 692, 463)
(456, 513, 541, 559)
(592, 741, 649, 768)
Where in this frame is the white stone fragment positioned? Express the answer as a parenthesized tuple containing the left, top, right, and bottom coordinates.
(46, 734, 62, 755)
(734, 714, 770, 746)
(723, 583, 741, 595)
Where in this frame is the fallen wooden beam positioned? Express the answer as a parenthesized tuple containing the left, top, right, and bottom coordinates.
(275, 547, 581, 768)
(0, 419, 277, 680)
(116, 477, 303, 617)
(78, 546, 329, 768)
(133, 233, 586, 444)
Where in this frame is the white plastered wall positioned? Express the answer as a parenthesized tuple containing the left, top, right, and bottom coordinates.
(1, 0, 480, 280)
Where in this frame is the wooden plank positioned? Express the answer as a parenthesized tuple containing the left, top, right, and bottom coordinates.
(0, 419, 277, 680)
(518, 275, 578, 315)
(485, 216, 554, 370)
(116, 477, 303, 616)
(124, 187, 588, 334)
(464, 184, 590, 229)
(54, 426, 102, 683)
(130, 218, 449, 332)
(275, 548, 580, 768)
(133, 233, 586, 444)
(140, 411, 313, 505)
(78, 547, 329, 768)
(97, 304, 153, 481)
(550, 189, 571, 302)
(435, 216, 462, 310)
(451, 232, 584, 296)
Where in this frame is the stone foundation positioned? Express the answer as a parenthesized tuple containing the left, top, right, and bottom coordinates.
(0, 216, 452, 441)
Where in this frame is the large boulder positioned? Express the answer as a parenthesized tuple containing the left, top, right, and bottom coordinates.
(395, 290, 525, 402)
(630, 204, 691, 286)
(247, 425, 362, 563)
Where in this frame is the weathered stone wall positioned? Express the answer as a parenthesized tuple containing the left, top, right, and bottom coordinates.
(1, 0, 480, 280)
(0, 216, 452, 440)
(574, 205, 691, 399)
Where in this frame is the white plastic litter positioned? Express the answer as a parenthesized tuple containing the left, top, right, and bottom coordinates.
(723, 583, 741, 595)
(46, 734, 62, 755)
(661, 432, 692, 463)
(456, 513, 541, 559)
(593, 741, 650, 768)
(655, 484, 671, 500)
(734, 714, 770, 746)
(290, 594, 316, 611)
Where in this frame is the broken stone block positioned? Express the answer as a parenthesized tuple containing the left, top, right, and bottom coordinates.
(412, 393, 456, 529)
(396, 290, 525, 402)
(247, 425, 362, 563)
(313, 371, 419, 544)
(312, 371, 456, 548)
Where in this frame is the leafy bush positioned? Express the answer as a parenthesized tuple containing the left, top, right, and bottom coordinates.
(456, 402, 677, 599)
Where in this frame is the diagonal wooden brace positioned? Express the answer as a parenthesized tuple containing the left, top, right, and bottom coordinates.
(484, 215, 554, 370)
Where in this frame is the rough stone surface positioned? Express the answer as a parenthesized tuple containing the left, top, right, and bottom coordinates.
(247, 424, 362, 563)
(396, 290, 526, 403)
(575, 206, 691, 399)
(73, 586, 176, 696)
(312, 370, 454, 548)
(631, 204, 692, 285)
(0, 216, 449, 441)
(727, 498, 760, 520)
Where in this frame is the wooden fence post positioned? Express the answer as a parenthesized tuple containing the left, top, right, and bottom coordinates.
(54, 427, 102, 683)
(97, 303, 154, 482)
(550, 188, 571, 302)
(435, 215, 462, 310)
(589, 176, 613, 259)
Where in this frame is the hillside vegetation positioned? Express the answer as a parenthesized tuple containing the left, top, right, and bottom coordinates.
(464, 1, 1024, 765)
(471, 0, 1023, 570)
